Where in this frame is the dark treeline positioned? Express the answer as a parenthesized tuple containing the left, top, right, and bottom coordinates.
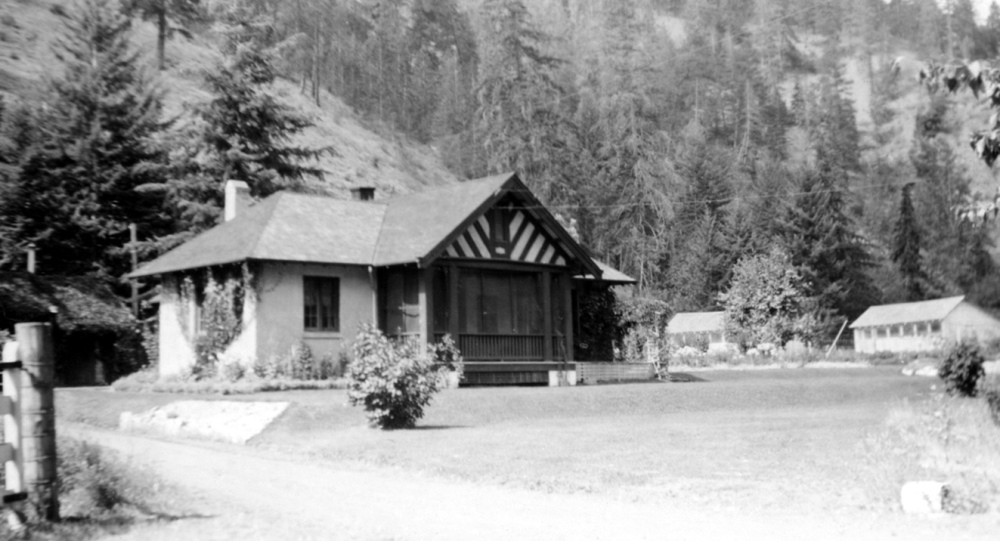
(2, 0, 1000, 334)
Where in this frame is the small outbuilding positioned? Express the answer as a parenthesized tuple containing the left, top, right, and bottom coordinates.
(0, 272, 139, 385)
(850, 296, 1000, 353)
(666, 311, 728, 350)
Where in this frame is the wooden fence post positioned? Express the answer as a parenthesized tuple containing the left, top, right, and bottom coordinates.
(15, 323, 59, 521)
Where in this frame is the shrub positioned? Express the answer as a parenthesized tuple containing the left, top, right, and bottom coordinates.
(290, 342, 315, 380)
(57, 437, 156, 516)
(939, 341, 985, 397)
(141, 324, 158, 369)
(220, 361, 246, 383)
(346, 324, 442, 429)
(982, 376, 1000, 427)
(428, 333, 463, 376)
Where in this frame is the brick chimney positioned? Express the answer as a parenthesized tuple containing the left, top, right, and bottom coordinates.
(224, 180, 251, 221)
(350, 186, 376, 201)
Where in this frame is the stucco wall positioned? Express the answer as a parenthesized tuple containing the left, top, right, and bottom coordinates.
(158, 276, 196, 377)
(943, 303, 1000, 342)
(254, 262, 376, 363)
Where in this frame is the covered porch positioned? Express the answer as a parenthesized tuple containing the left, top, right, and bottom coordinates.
(377, 261, 577, 385)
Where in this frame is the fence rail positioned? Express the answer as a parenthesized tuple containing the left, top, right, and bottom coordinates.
(435, 333, 565, 361)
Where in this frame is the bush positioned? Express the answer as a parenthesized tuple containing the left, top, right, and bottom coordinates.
(57, 437, 156, 516)
(428, 333, 463, 377)
(939, 342, 985, 397)
(982, 376, 1000, 427)
(346, 324, 443, 429)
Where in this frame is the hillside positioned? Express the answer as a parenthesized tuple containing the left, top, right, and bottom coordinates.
(0, 1, 459, 200)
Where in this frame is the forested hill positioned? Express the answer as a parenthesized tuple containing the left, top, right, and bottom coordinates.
(3, 0, 1000, 332)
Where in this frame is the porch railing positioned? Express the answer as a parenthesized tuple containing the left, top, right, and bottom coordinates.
(435, 333, 565, 361)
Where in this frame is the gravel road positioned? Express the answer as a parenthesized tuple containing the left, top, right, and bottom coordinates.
(60, 423, 1000, 541)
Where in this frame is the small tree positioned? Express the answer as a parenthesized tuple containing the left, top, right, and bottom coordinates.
(892, 182, 926, 300)
(720, 247, 813, 347)
(939, 341, 985, 397)
(347, 324, 442, 429)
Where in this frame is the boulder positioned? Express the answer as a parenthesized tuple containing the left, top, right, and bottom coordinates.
(900, 481, 948, 514)
(902, 359, 939, 377)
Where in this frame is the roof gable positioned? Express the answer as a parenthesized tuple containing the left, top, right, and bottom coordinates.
(849, 296, 966, 328)
(441, 204, 570, 266)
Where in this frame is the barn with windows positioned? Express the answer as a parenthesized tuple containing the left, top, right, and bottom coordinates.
(849, 296, 1000, 353)
(130, 173, 634, 386)
(665, 311, 728, 350)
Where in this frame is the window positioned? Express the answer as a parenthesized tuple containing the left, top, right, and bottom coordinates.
(931, 321, 941, 333)
(877, 327, 887, 338)
(304, 276, 339, 332)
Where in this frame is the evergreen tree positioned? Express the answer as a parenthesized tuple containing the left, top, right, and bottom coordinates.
(0, 0, 169, 277)
(123, 0, 202, 71)
(141, 1, 328, 254)
(474, 0, 571, 204)
(782, 168, 879, 322)
(891, 183, 926, 300)
(588, 0, 675, 293)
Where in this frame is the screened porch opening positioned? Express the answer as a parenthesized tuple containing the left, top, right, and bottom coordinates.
(433, 266, 568, 362)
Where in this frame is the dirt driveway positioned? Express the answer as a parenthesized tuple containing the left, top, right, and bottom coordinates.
(68, 423, 999, 541)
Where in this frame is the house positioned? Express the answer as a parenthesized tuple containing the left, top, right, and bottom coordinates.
(130, 173, 635, 386)
(665, 311, 728, 351)
(850, 296, 1000, 353)
(0, 272, 138, 385)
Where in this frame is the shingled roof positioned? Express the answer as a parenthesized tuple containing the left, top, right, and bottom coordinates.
(0, 273, 135, 333)
(849, 296, 966, 328)
(131, 173, 611, 280)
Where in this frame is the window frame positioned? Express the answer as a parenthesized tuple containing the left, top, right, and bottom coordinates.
(303, 276, 340, 333)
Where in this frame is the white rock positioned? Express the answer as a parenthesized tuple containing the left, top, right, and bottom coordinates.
(902, 360, 939, 377)
(900, 481, 948, 514)
(119, 400, 289, 444)
(983, 360, 1000, 375)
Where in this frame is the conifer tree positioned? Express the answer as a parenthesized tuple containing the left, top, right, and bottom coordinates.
(0, 0, 169, 277)
(474, 0, 571, 204)
(123, 0, 202, 71)
(891, 183, 925, 300)
(136, 1, 328, 256)
(782, 169, 878, 321)
(587, 0, 675, 293)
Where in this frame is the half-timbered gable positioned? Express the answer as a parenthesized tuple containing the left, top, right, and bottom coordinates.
(443, 204, 570, 266)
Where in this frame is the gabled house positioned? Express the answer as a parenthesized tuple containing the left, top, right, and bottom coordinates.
(850, 296, 1000, 353)
(666, 311, 728, 351)
(131, 173, 634, 386)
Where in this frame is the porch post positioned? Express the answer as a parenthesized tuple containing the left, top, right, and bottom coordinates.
(563, 276, 574, 362)
(448, 263, 460, 340)
(542, 270, 553, 361)
(419, 267, 432, 350)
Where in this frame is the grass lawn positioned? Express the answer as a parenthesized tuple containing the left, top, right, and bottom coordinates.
(58, 366, 936, 513)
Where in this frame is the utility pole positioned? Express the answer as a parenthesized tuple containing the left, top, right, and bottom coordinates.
(129, 224, 139, 318)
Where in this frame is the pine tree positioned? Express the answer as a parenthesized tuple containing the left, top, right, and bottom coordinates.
(122, 0, 202, 71)
(474, 0, 571, 204)
(782, 168, 878, 322)
(200, 3, 325, 197)
(0, 0, 169, 277)
(587, 0, 675, 293)
(891, 183, 925, 300)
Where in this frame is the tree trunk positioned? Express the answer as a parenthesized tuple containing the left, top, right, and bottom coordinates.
(157, 5, 167, 71)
